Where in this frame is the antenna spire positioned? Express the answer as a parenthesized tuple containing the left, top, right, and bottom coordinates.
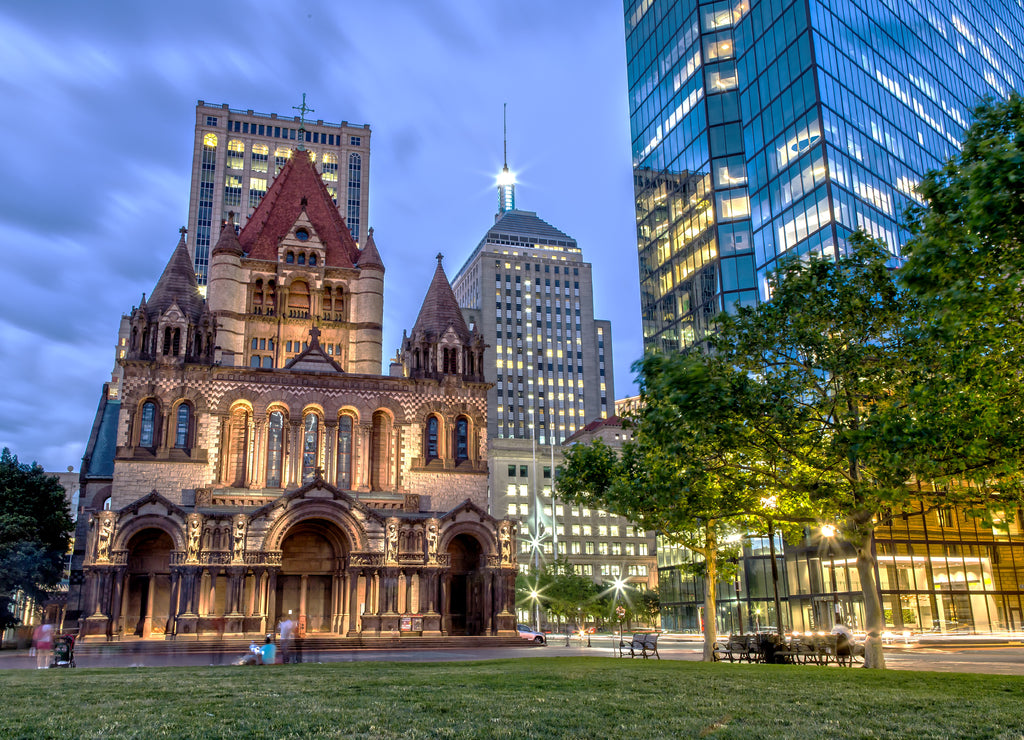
(497, 104, 516, 214)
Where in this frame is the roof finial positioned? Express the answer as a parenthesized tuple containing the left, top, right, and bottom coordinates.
(293, 93, 315, 151)
(436, 252, 444, 266)
(179, 226, 187, 237)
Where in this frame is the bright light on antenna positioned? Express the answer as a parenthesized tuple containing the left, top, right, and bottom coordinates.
(497, 168, 516, 187)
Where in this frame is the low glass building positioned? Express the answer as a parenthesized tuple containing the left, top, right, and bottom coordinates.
(659, 505, 1024, 635)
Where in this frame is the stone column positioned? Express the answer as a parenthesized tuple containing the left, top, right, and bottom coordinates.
(299, 574, 309, 634)
(109, 568, 126, 639)
(347, 570, 361, 635)
(267, 570, 279, 630)
(251, 418, 267, 489)
(324, 420, 338, 484)
(357, 423, 373, 491)
(287, 421, 302, 487)
(142, 572, 156, 637)
(166, 570, 180, 637)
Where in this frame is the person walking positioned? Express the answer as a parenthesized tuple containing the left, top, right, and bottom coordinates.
(278, 616, 294, 664)
(33, 623, 53, 669)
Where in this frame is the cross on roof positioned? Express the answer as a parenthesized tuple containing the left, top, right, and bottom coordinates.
(293, 93, 315, 126)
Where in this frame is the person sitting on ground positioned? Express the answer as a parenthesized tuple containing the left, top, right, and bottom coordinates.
(259, 636, 276, 665)
(238, 641, 262, 665)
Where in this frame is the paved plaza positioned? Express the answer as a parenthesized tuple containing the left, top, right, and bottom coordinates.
(2, 635, 1022, 675)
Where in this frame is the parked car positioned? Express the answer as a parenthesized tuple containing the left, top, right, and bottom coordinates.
(517, 624, 547, 644)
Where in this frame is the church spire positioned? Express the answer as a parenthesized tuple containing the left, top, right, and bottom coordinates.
(497, 103, 516, 213)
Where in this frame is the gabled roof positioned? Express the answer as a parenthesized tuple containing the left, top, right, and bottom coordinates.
(239, 151, 361, 268)
(562, 415, 623, 444)
(147, 231, 206, 323)
(283, 326, 344, 373)
(411, 254, 471, 343)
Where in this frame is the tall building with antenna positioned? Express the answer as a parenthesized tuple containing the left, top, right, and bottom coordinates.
(186, 99, 371, 287)
(449, 120, 645, 597)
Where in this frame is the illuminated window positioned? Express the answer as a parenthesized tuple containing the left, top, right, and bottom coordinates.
(227, 139, 244, 169)
(249, 178, 267, 209)
(321, 152, 338, 182)
(224, 175, 242, 207)
(347, 153, 361, 236)
(275, 147, 292, 175)
(251, 144, 269, 173)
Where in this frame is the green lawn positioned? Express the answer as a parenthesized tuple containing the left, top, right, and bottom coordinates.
(2, 658, 1022, 739)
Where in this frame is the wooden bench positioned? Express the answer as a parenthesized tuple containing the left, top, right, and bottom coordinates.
(617, 632, 660, 659)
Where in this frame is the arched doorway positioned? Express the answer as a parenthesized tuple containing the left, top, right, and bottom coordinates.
(124, 528, 173, 638)
(275, 519, 348, 633)
(447, 534, 484, 636)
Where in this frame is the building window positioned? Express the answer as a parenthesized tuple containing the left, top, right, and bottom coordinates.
(227, 139, 244, 169)
(266, 411, 284, 487)
(206, 116, 217, 127)
(321, 152, 338, 182)
(426, 416, 439, 460)
(174, 404, 191, 448)
(337, 415, 353, 489)
(251, 143, 269, 173)
(347, 153, 362, 238)
(455, 418, 469, 460)
(507, 465, 516, 477)
(275, 147, 292, 175)
(350, 136, 361, 146)
(302, 414, 319, 483)
(139, 401, 157, 448)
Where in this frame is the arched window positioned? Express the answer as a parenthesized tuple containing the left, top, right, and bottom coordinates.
(337, 415, 353, 489)
(286, 252, 295, 264)
(302, 414, 320, 483)
(266, 411, 284, 487)
(275, 146, 292, 175)
(370, 411, 390, 491)
(251, 143, 269, 173)
(297, 253, 306, 265)
(426, 417, 439, 460)
(455, 418, 469, 461)
(288, 281, 310, 317)
(102, 497, 111, 511)
(309, 253, 317, 266)
(140, 401, 157, 447)
(227, 139, 244, 169)
(175, 404, 191, 448)
(321, 152, 338, 182)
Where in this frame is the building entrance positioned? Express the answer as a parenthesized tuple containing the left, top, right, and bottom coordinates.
(447, 534, 484, 635)
(275, 519, 348, 633)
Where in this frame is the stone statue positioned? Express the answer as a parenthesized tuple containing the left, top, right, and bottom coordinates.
(186, 514, 202, 562)
(426, 522, 439, 563)
(232, 515, 247, 562)
(385, 521, 399, 563)
(499, 521, 514, 565)
(95, 515, 114, 562)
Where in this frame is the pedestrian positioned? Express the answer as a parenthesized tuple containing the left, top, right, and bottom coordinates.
(34, 622, 53, 669)
(278, 616, 294, 664)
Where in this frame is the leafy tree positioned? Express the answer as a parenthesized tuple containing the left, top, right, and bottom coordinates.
(899, 93, 1024, 490)
(558, 357, 773, 660)
(541, 558, 600, 630)
(0, 448, 74, 633)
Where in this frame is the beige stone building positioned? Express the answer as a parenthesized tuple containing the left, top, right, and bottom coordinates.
(70, 147, 516, 642)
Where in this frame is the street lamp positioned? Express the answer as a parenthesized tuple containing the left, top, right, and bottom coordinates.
(821, 524, 840, 627)
(760, 495, 784, 636)
(613, 577, 627, 647)
(529, 588, 540, 632)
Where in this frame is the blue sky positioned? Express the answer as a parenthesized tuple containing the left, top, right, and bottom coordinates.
(0, 0, 641, 473)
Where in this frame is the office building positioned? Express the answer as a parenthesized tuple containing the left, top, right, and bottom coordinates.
(626, 0, 1024, 354)
(186, 100, 371, 287)
(625, 0, 1024, 633)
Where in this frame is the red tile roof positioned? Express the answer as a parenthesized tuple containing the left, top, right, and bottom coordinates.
(239, 151, 361, 268)
(412, 254, 471, 343)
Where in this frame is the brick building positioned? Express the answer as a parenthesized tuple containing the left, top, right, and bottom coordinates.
(69, 144, 516, 642)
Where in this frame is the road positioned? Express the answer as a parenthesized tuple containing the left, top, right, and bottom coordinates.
(2, 634, 1022, 674)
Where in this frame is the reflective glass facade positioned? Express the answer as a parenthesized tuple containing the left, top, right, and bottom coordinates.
(627, 0, 1024, 636)
(626, 0, 1024, 353)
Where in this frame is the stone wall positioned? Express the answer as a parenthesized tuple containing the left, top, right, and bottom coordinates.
(111, 462, 214, 508)
(408, 469, 487, 513)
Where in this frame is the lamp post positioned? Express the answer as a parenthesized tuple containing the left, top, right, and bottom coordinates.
(529, 588, 540, 632)
(760, 495, 784, 636)
(613, 577, 627, 648)
(821, 524, 840, 627)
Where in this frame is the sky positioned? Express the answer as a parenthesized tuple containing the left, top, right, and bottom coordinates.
(0, 0, 641, 474)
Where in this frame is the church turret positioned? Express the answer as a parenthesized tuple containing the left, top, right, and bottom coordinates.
(350, 227, 384, 374)
(207, 213, 246, 365)
(402, 254, 485, 382)
(126, 229, 213, 364)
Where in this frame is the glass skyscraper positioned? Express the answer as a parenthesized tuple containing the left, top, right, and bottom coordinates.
(625, 0, 1024, 634)
(626, 0, 1024, 354)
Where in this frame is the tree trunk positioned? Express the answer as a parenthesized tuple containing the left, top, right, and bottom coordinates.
(702, 523, 718, 662)
(854, 525, 886, 669)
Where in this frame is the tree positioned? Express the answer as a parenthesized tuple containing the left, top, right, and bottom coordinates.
(558, 355, 775, 661)
(0, 448, 74, 634)
(540, 558, 600, 630)
(899, 93, 1024, 490)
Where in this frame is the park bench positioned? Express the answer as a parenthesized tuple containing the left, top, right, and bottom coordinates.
(713, 634, 754, 663)
(617, 632, 660, 659)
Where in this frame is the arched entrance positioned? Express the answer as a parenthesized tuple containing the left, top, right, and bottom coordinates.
(275, 519, 348, 633)
(447, 534, 484, 636)
(124, 528, 173, 637)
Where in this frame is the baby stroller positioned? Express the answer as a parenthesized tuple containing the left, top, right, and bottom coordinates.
(50, 634, 76, 668)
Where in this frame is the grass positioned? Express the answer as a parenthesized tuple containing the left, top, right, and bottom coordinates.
(2, 658, 1023, 739)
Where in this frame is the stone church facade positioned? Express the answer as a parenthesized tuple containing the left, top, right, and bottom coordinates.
(72, 148, 516, 641)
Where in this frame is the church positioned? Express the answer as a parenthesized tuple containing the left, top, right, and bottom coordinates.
(70, 144, 516, 642)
